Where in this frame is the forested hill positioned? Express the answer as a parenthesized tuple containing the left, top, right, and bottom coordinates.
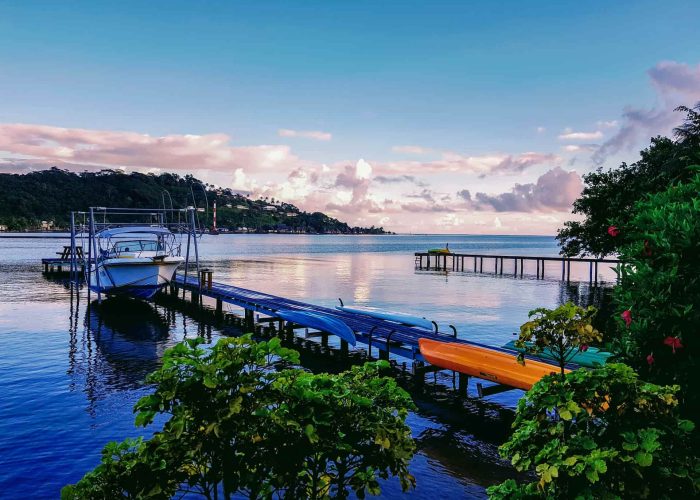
(0, 168, 389, 234)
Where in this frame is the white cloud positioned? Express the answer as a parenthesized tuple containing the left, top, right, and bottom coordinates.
(391, 145, 431, 155)
(557, 128, 604, 141)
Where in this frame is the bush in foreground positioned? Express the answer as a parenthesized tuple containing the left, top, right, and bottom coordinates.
(62, 336, 416, 499)
(487, 364, 698, 499)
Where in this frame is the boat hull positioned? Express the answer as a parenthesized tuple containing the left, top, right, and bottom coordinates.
(418, 338, 567, 390)
(88, 257, 183, 300)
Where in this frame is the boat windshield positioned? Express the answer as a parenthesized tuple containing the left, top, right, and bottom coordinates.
(112, 239, 165, 254)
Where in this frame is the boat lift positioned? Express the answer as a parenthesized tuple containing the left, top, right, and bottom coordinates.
(68, 206, 203, 303)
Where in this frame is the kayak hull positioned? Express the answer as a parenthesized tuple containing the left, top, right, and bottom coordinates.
(418, 338, 566, 391)
(501, 340, 612, 368)
(336, 305, 434, 330)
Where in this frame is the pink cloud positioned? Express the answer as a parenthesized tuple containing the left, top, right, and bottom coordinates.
(278, 128, 332, 141)
(466, 167, 583, 213)
(378, 151, 560, 177)
(0, 123, 300, 172)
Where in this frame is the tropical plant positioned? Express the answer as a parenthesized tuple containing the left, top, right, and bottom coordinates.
(516, 303, 602, 377)
(613, 170, 700, 414)
(487, 364, 699, 499)
(62, 336, 416, 499)
(557, 103, 700, 257)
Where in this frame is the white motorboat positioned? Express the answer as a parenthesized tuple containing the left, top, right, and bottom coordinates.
(87, 226, 184, 300)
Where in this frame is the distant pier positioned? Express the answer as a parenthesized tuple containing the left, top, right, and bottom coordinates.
(414, 252, 621, 284)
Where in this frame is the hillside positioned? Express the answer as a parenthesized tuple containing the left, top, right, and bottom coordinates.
(0, 168, 389, 234)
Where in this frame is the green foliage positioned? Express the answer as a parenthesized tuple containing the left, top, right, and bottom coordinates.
(613, 171, 700, 414)
(517, 303, 602, 377)
(62, 336, 416, 499)
(0, 168, 388, 234)
(557, 103, 700, 257)
(488, 364, 699, 499)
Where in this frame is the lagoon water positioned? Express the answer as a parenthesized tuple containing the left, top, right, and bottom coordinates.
(0, 234, 615, 498)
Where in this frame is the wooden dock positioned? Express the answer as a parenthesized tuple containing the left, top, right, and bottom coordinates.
(414, 252, 620, 284)
(169, 271, 562, 398)
(42, 245, 85, 275)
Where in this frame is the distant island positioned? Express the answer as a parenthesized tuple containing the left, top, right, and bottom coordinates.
(0, 168, 390, 234)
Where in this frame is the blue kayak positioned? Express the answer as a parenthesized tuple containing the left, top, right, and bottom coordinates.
(276, 309, 357, 346)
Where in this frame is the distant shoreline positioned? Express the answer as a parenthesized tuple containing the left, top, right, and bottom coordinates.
(0, 232, 556, 238)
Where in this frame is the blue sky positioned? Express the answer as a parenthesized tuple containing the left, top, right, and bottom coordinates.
(1, 1, 699, 233)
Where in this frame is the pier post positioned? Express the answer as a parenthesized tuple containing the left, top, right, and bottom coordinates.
(494, 258, 497, 274)
(457, 373, 469, 396)
(473, 256, 477, 272)
(500, 257, 503, 275)
(321, 333, 328, 347)
(379, 348, 389, 361)
(567, 259, 571, 283)
(244, 309, 254, 331)
(561, 260, 565, 281)
(594, 261, 598, 285)
(480, 257, 483, 273)
(340, 339, 349, 356)
(589, 262, 593, 283)
(514, 258, 517, 276)
(216, 298, 223, 318)
(540, 260, 545, 279)
(520, 258, 524, 277)
(536, 259, 540, 279)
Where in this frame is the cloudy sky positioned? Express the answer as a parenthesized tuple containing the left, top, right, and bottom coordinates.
(1, 1, 699, 234)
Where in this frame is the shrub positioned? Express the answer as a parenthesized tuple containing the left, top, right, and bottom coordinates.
(613, 170, 700, 414)
(488, 364, 698, 499)
(516, 303, 602, 377)
(62, 336, 416, 499)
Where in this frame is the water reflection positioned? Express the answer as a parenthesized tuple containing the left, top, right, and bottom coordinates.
(66, 294, 198, 416)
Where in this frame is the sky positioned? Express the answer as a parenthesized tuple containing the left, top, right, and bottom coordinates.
(1, 1, 699, 234)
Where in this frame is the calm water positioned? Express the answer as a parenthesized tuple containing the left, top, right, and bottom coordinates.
(0, 234, 615, 498)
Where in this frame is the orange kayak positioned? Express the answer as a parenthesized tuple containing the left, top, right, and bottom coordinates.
(418, 338, 568, 390)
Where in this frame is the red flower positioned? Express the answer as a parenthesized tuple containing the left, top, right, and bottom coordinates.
(663, 336, 683, 354)
(580, 344, 589, 352)
(643, 239, 652, 257)
(621, 309, 632, 328)
(646, 353, 654, 366)
(607, 225, 620, 237)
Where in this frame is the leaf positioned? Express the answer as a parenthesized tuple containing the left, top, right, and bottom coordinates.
(635, 452, 653, 467)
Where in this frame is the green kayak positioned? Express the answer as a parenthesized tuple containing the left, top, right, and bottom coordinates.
(502, 340, 613, 368)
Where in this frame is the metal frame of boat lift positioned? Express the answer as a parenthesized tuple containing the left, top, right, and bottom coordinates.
(67, 206, 203, 303)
